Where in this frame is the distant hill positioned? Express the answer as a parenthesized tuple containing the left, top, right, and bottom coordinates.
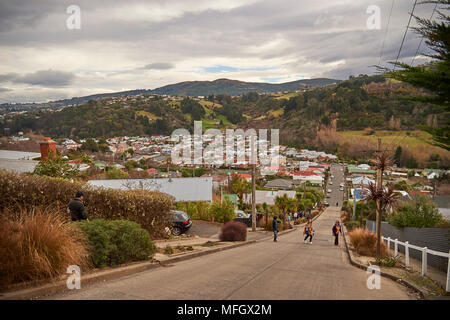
(1, 78, 340, 110)
(149, 78, 340, 96)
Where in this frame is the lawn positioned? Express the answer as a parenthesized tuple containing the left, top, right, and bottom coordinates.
(136, 110, 162, 120)
(338, 130, 435, 147)
(274, 92, 299, 100)
(199, 100, 223, 109)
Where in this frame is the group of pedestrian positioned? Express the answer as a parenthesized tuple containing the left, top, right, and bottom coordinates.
(272, 214, 342, 247)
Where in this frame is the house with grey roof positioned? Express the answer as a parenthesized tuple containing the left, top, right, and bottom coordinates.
(264, 179, 294, 190)
(0, 150, 40, 173)
(88, 177, 212, 202)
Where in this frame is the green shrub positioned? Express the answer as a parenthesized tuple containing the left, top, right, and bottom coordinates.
(345, 220, 360, 231)
(164, 246, 174, 254)
(389, 195, 444, 228)
(375, 255, 398, 267)
(105, 167, 129, 179)
(177, 201, 212, 221)
(0, 170, 174, 239)
(77, 219, 156, 268)
(208, 199, 236, 223)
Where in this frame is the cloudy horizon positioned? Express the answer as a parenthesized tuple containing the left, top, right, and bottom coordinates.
(0, 0, 438, 103)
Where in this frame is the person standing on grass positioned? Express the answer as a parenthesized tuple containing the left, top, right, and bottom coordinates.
(272, 215, 279, 242)
(332, 220, 341, 246)
(68, 191, 89, 222)
(303, 218, 314, 244)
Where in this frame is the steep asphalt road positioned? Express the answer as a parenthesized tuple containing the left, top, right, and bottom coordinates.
(49, 169, 413, 300)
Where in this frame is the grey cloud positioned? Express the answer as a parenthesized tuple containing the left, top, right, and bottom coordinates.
(0, 70, 75, 87)
(0, 0, 440, 100)
(142, 63, 175, 70)
(0, 87, 12, 92)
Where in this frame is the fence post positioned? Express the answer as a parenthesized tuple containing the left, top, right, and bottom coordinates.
(446, 251, 450, 293)
(405, 241, 410, 267)
(422, 247, 427, 276)
(394, 239, 398, 257)
(387, 237, 391, 252)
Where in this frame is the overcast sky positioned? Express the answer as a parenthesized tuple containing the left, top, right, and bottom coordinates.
(0, 0, 438, 103)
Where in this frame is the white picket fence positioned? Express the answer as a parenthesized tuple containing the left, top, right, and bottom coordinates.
(381, 236, 450, 292)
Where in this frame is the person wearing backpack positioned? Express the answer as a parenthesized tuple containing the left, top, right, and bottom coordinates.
(68, 191, 89, 222)
(303, 218, 314, 244)
(272, 215, 279, 242)
(332, 220, 341, 246)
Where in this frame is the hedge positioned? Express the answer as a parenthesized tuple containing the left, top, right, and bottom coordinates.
(0, 170, 174, 239)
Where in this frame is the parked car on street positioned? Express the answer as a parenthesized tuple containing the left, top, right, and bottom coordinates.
(170, 210, 192, 236)
(327, 189, 332, 193)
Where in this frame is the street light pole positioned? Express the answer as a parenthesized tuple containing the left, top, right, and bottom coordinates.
(375, 138, 382, 258)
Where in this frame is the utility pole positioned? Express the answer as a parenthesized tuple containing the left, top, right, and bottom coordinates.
(251, 135, 257, 231)
(251, 163, 256, 231)
(375, 138, 382, 258)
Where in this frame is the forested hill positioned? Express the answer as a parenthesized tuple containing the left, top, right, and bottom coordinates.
(1, 78, 340, 109)
(149, 78, 340, 96)
(1, 75, 448, 165)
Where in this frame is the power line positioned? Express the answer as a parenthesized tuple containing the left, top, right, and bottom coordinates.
(379, 0, 396, 66)
(411, 2, 439, 65)
(393, 0, 419, 71)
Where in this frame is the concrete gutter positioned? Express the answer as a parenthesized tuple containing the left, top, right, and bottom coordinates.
(341, 224, 426, 300)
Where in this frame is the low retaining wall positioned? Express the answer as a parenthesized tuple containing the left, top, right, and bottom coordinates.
(366, 220, 450, 271)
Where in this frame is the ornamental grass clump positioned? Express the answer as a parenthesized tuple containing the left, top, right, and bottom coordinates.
(0, 208, 89, 290)
(348, 227, 387, 257)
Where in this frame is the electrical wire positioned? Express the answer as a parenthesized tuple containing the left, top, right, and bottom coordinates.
(411, 1, 439, 65)
(379, 0, 396, 67)
(393, 0, 419, 71)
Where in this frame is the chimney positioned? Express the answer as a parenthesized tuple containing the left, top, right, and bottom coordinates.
(40, 137, 57, 161)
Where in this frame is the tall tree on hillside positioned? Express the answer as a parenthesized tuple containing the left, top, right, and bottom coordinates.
(383, 0, 450, 110)
(379, 0, 449, 149)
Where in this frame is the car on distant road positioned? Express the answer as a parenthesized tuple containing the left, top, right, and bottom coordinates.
(329, 181, 333, 185)
(324, 201, 329, 206)
(170, 210, 192, 236)
(235, 209, 250, 219)
(327, 189, 332, 193)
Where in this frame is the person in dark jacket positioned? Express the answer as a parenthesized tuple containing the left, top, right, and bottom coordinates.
(272, 216, 279, 242)
(68, 191, 89, 222)
(332, 220, 341, 246)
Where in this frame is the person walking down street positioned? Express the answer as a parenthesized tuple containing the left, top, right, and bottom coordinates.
(332, 220, 341, 246)
(69, 191, 89, 222)
(294, 212, 298, 221)
(303, 218, 314, 244)
(272, 216, 279, 242)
